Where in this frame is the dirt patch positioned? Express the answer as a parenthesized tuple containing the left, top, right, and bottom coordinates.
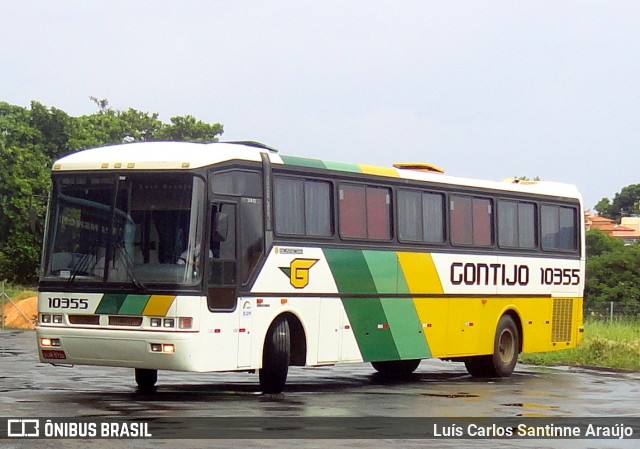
(1, 296, 37, 329)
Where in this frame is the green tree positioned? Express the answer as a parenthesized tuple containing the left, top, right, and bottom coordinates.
(156, 115, 223, 143)
(584, 230, 640, 316)
(585, 229, 625, 257)
(595, 184, 640, 220)
(0, 103, 51, 283)
(593, 197, 612, 217)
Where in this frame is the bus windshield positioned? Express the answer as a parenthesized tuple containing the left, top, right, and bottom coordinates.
(42, 172, 205, 287)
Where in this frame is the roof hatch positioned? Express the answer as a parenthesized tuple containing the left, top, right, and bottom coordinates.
(393, 162, 445, 174)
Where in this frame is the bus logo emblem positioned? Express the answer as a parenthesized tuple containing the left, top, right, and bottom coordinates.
(280, 258, 319, 289)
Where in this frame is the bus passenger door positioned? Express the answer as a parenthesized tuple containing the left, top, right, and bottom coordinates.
(207, 203, 238, 312)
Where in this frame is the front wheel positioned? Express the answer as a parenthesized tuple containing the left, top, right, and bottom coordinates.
(259, 316, 290, 394)
(465, 314, 520, 378)
(135, 368, 157, 391)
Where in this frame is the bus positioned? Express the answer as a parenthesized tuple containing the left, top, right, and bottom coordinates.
(37, 141, 584, 393)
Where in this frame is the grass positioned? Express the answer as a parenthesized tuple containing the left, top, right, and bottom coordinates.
(520, 318, 640, 371)
(1, 283, 37, 302)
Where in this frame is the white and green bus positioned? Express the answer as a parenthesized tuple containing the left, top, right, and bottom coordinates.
(37, 141, 584, 393)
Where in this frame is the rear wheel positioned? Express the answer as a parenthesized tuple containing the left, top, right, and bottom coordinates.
(464, 355, 492, 377)
(135, 368, 157, 391)
(465, 315, 520, 378)
(259, 316, 290, 394)
(371, 359, 421, 377)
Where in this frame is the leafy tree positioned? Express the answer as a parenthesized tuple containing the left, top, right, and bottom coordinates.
(584, 230, 640, 316)
(593, 197, 612, 217)
(585, 229, 625, 257)
(156, 115, 223, 143)
(595, 184, 640, 220)
(0, 103, 51, 283)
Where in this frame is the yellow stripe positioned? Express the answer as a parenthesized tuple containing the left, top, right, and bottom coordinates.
(397, 252, 443, 294)
(142, 295, 176, 316)
(413, 297, 448, 357)
(358, 164, 399, 178)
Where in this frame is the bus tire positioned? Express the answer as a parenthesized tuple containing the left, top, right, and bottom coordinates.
(465, 314, 519, 378)
(135, 368, 157, 391)
(464, 355, 492, 377)
(371, 359, 421, 376)
(259, 316, 290, 394)
(492, 314, 519, 377)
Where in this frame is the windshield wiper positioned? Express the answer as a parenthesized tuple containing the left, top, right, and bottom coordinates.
(66, 252, 96, 287)
(115, 242, 146, 291)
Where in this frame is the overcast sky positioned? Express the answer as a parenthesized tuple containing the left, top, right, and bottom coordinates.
(2, 1, 639, 209)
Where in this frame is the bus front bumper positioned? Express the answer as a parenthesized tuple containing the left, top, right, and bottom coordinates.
(36, 326, 203, 371)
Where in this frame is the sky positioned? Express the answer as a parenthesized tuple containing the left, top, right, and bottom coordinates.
(2, 1, 639, 210)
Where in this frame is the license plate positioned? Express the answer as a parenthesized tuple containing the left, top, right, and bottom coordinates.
(42, 350, 67, 360)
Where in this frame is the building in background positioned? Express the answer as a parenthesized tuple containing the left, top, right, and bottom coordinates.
(585, 211, 640, 245)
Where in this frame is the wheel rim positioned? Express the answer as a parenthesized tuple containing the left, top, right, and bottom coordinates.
(498, 329, 515, 365)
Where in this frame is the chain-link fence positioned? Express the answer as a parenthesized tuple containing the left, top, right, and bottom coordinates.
(584, 301, 640, 322)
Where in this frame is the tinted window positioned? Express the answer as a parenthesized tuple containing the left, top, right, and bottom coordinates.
(450, 195, 493, 246)
(541, 205, 577, 251)
(398, 190, 445, 243)
(339, 184, 391, 240)
(274, 177, 332, 237)
(498, 200, 536, 248)
(211, 171, 262, 197)
(339, 184, 367, 238)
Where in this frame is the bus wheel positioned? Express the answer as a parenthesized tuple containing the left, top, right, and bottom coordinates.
(492, 314, 519, 377)
(464, 355, 492, 377)
(371, 359, 421, 377)
(259, 316, 290, 394)
(135, 368, 157, 391)
(465, 314, 519, 378)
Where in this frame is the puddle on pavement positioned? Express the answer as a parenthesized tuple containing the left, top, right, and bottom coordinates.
(502, 402, 561, 416)
(502, 403, 559, 410)
(422, 392, 479, 398)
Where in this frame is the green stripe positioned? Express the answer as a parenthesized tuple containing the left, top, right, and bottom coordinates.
(280, 155, 363, 174)
(280, 155, 326, 169)
(118, 294, 151, 315)
(324, 249, 377, 295)
(323, 161, 361, 173)
(326, 248, 430, 362)
(95, 294, 128, 314)
(362, 250, 410, 294)
(380, 298, 431, 359)
(342, 297, 400, 362)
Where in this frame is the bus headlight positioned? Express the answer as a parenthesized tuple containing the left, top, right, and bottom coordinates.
(150, 318, 162, 327)
(163, 318, 175, 328)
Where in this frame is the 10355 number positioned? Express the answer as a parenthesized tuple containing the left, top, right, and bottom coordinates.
(47, 297, 89, 309)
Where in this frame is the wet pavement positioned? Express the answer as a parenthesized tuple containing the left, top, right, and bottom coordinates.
(1, 329, 639, 448)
